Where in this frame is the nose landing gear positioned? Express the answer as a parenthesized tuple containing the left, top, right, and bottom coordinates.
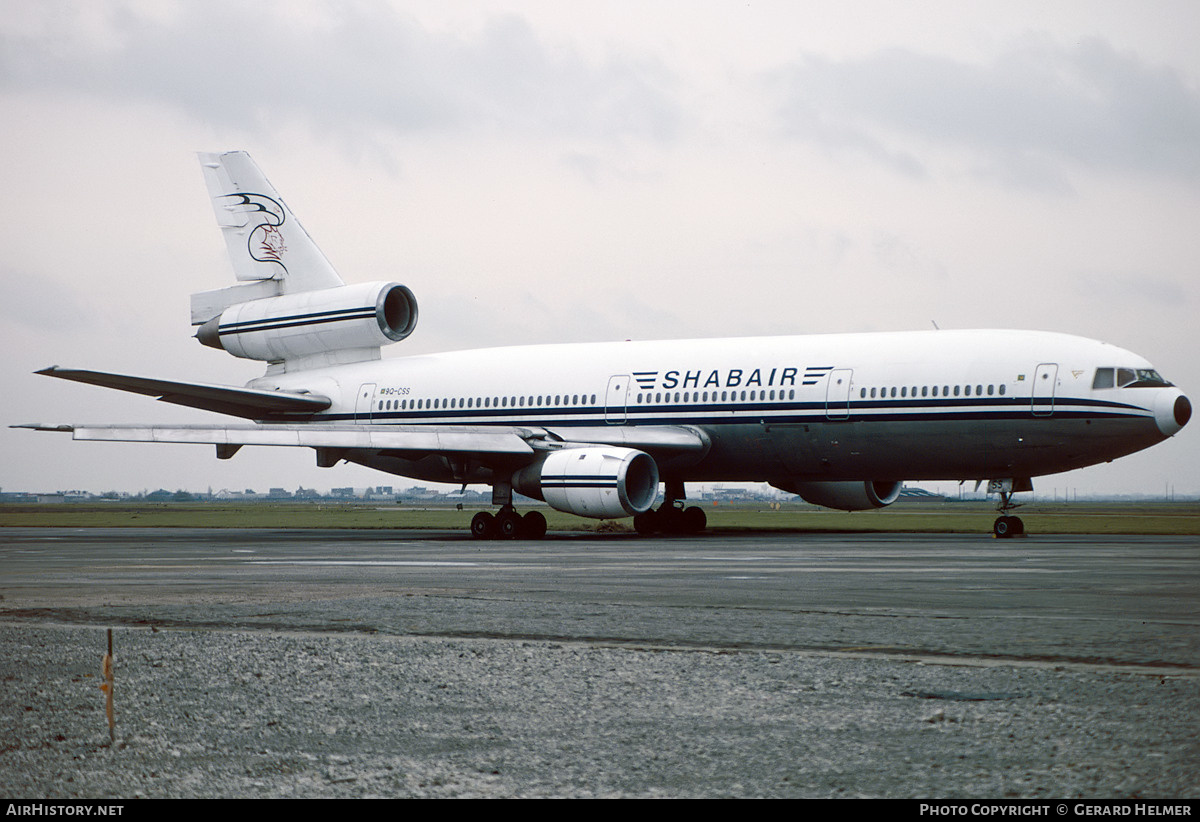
(993, 514, 1024, 538)
(988, 478, 1030, 538)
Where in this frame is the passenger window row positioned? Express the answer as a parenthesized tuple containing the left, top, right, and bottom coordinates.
(859, 383, 1007, 399)
(635, 389, 797, 404)
(378, 394, 600, 412)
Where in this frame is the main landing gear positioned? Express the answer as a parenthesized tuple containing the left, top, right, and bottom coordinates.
(471, 506, 547, 540)
(633, 479, 707, 536)
(469, 479, 548, 540)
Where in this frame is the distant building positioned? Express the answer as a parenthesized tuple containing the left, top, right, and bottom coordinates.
(899, 486, 947, 501)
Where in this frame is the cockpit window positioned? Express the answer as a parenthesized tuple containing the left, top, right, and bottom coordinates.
(1095, 367, 1172, 389)
(1125, 369, 1172, 387)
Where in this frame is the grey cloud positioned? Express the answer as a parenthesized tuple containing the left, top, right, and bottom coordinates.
(0, 2, 680, 146)
(0, 268, 93, 333)
(772, 37, 1200, 190)
(1073, 270, 1190, 308)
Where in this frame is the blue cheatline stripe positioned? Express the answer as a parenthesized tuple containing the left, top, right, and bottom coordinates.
(220, 306, 376, 336)
(542, 480, 619, 487)
(311, 395, 1149, 426)
(543, 482, 619, 487)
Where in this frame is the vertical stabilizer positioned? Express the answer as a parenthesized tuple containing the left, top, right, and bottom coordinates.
(197, 151, 344, 295)
(190, 152, 417, 372)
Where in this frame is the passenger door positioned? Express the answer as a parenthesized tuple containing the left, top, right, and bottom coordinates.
(355, 383, 377, 423)
(1032, 364, 1057, 417)
(604, 375, 629, 424)
(825, 369, 853, 420)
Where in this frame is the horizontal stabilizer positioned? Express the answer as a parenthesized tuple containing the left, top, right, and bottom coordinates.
(35, 367, 331, 420)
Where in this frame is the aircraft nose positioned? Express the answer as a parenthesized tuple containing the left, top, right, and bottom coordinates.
(1155, 389, 1191, 436)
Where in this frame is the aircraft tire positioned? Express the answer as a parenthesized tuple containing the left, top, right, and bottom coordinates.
(497, 509, 522, 540)
(682, 506, 707, 533)
(993, 515, 1023, 538)
(521, 511, 547, 540)
(471, 511, 497, 540)
(657, 506, 685, 535)
(634, 510, 660, 535)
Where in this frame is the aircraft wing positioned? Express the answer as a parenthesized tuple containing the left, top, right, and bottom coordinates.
(14, 422, 708, 462)
(14, 423, 537, 456)
(34, 367, 331, 419)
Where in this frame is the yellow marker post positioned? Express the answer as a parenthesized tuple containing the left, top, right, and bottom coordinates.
(100, 628, 114, 743)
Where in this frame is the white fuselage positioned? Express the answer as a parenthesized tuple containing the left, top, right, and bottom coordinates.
(31, 152, 1189, 535)
(251, 328, 1187, 488)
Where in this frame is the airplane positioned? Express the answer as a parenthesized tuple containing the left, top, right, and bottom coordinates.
(17, 151, 1191, 539)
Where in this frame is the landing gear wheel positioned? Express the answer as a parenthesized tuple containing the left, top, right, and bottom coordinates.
(521, 510, 547, 540)
(993, 515, 1024, 538)
(634, 505, 706, 536)
(471, 511, 497, 540)
(657, 506, 685, 535)
(496, 508, 522, 540)
(634, 510, 659, 535)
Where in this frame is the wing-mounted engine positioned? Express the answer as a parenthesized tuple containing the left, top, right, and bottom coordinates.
(771, 479, 903, 511)
(195, 281, 417, 365)
(513, 446, 660, 519)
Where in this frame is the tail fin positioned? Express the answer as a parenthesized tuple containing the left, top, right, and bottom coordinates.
(191, 151, 343, 324)
(189, 152, 418, 372)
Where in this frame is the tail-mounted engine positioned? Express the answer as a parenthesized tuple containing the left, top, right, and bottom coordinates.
(513, 446, 660, 519)
(195, 281, 417, 363)
(771, 479, 903, 511)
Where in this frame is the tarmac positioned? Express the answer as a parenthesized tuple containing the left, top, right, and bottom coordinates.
(1, 527, 1198, 798)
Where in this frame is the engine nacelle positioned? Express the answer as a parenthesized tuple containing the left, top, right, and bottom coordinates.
(772, 480, 903, 511)
(513, 447, 660, 519)
(196, 281, 417, 362)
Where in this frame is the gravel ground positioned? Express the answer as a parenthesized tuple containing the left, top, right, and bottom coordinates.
(2, 623, 1197, 798)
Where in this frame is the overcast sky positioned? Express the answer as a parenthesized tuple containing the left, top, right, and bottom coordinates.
(1, 0, 1197, 498)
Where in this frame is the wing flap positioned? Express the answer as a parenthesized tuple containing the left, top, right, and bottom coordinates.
(544, 425, 710, 455)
